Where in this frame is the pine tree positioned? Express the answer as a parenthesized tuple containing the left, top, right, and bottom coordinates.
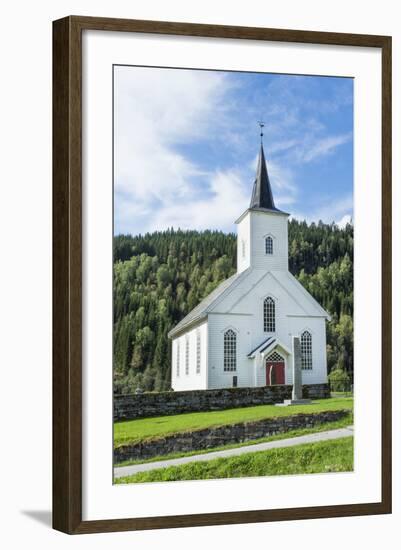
(113, 223, 354, 393)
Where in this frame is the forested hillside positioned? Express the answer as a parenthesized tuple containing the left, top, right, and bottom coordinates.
(113, 220, 353, 394)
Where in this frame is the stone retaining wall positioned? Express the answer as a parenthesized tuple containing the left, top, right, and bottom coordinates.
(114, 384, 330, 421)
(114, 409, 347, 463)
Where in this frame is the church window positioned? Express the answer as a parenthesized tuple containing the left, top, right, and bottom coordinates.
(185, 335, 190, 375)
(264, 296, 275, 332)
(242, 239, 246, 258)
(196, 329, 201, 374)
(266, 351, 284, 362)
(224, 329, 237, 372)
(265, 236, 273, 254)
(301, 330, 313, 370)
(176, 340, 180, 376)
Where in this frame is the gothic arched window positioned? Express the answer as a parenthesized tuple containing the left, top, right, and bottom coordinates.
(185, 335, 190, 375)
(196, 328, 201, 374)
(176, 340, 180, 376)
(224, 329, 237, 372)
(301, 330, 313, 370)
(265, 236, 273, 255)
(264, 297, 275, 332)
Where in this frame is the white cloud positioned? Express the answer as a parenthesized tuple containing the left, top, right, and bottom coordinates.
(116, 168, 251, 234)
(264, 131, 352, 166)
(300, 133, 352, 163)
(268, 139, 299, 155)
(336, 214, 353, 228)
(114, 66, 232, 224)
(114, 67, 353, 234)
(257, 76, 352, 167)
(291, 194, 353, 225)
(152, 169, 249, 232)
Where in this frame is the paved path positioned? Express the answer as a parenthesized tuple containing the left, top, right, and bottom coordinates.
(114, 426, 354, 479)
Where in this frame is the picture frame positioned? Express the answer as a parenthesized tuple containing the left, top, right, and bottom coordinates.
(53, 15, 392, 534)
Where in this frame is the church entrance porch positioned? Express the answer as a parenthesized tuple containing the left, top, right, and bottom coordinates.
(265, 351, 285, 385)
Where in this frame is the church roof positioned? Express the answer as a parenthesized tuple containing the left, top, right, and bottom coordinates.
(247, 336, 275, 358)
(247, 336, 292, 358)
(249, 144, 286, 214)
(168, 270, 248, 338)
(235, 144, 289, 224)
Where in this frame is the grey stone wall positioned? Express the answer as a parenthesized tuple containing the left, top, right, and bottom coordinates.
(114, 409, 348, 463)
(114, 384, 330, 421)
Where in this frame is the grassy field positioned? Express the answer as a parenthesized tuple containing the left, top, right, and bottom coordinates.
(116, 411, 353, 467)
(114, 397, 353, 448)
(115, 436, 354, 483)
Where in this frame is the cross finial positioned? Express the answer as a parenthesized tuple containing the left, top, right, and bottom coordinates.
(258, 120, 265, 144)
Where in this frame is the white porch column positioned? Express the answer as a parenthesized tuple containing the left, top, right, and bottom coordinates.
(255, 352, 262, 386)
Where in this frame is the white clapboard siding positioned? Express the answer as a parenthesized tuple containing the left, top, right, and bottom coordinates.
(286, 316, 328, 385)
(207, 313, 254, 389)
(250, 210, 289, 271)
(236, 210, 289, 273)
(171, 321, 208, 391)
(206, 305, 327, 389)
(170, 191, 329, 390)
(236, 211, 251, 273)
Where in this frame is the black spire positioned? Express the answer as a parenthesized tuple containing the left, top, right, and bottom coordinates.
(249, 143, 277, 210)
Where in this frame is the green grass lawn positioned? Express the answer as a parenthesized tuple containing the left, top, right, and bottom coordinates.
(116, 411, 353, 467)
(115, 436, 354, 484)
(114, 397, 353, 448)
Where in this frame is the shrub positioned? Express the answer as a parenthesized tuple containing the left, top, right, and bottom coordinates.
(328, 368, 351, 392)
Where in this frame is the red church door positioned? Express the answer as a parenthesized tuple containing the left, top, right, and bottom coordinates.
(266, 352, 285, 385)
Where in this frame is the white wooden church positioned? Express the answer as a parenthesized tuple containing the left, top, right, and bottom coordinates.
(168, 142, 330, 391)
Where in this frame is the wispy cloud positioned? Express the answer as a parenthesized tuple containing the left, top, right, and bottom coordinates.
(153, 169, 249, 232)
(114, 66, 235, 232)
(291, 194, 353, 226)
(299, 132, 352, 163)
(114, 67, 353, 234)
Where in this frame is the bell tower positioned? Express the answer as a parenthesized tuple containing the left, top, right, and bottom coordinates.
(236, 129, 289, 274)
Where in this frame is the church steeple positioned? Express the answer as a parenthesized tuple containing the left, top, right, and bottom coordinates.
(235, 128, 289, 274)
(249, 144, 278, 211)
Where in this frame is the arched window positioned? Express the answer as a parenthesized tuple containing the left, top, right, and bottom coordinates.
(266, 351, 284, 362)
(265, 236, 273, 255)
(176, 340, 180, 376)
(224, 329, 237, 371)
(264, 297, 275, 332)
(185, 335, 190, 375)
(241, 239, 246, 258)
(196, 328, 201, 374)
(301, 330, 312, 370)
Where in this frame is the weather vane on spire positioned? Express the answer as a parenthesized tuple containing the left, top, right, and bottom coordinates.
(258, 120, 265, 144)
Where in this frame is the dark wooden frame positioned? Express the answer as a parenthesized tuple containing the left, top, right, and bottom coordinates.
(53, 15, 392, 534)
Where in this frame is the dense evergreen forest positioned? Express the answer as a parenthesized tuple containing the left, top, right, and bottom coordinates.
(113, 220, 353, 394)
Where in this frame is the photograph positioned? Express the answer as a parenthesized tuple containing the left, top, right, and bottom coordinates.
(112, 65, 354, 484)
(0, 0, 395, 544)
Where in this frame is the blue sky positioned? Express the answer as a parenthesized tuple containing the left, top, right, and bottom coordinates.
(114, 66, 353, 235)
